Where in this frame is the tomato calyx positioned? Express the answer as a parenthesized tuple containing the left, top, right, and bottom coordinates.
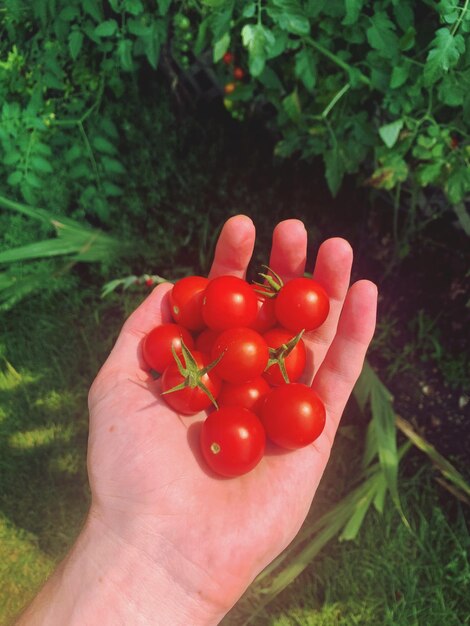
(162, 341, 223, 409)
(252, 265, 284, 298)
(264, 329, 305, 383)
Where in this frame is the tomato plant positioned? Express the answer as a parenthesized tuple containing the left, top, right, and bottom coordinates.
(142, 323, 194, 373)
(170, 275, 209, 331)
(161, 349, 221, 415)
(200, 407, 265, 477)
(263, 328, 306, 386)
(211, 327, 269, 383)
(202, 275, 258, 331)
(275, 278, 330, 333)
(217, 376, 270, 414)
(261, 384, 326, 450)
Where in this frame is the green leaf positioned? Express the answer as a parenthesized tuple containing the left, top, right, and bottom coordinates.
(3, 151, 21, 166)
(242, 24, 273, 77)
(101, 156, 126, 174)
(368, 366, 404, 522)
(83, 0, 102, 22)
(372, 473, 388, 514)
(118, 38, 134, 70)
(123, 0, 144, 15)
(69, 31, 84, 60)
(324, 148, 344, 196)
(92, 136, 117, 155)
(282, 90, 301, 122)
(390, 64, 409, 89)
(417, 161, 443, 186)
(437, 73, 467, 106)
(423, 28, 465, 86)
(156, 0, 172, 14)
(295, 47, 316, 91)
(379, 119, 403, 148)
(366, 12, 399, 59)
(59, 6, 79, 21)
(94, 20, 118, 37)
(342, 0, 364, 26)
(103, 181, 123, 196)
(269, 0, 310, 36)
(339, 483, 375, 541)
(258, 66, 284, 90)
(7, 171, 23, 187)
(25, 172, 42, 189)
(393, 3, 414, 32)
(445, 166, 470, 204)
(213, 32, 230, 63)
(30, 156, 53, 173)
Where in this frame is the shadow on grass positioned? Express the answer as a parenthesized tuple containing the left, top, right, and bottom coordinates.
(0, 291, 126, 558)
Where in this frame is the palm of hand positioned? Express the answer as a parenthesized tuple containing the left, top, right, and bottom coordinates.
(86, 217, 377, 613)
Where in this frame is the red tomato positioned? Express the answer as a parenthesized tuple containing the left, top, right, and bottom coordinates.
(145, 277, 154, 287)
(142, 323, 194, 373)
(275, 278, 329, 332)
(233, 67, 244, 80)
(200, 407, 265, 477)
(202, 275, 258, 331)
(261, 384, 326, 449)
(222, 51, 234, 65)
(263, 327, 306, 386)
(250, 285, 277, 333)
(211, 327, 269, 383)
(195, 328, 219, 353)
(170, 275, 209, 331)
(161, 350, 221, 415)
(217, 376, 270, 414)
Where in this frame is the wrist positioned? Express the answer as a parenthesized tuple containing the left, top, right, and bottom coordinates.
(17, 509, 227, 626)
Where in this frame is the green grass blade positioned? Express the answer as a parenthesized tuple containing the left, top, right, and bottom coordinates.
(396, 415, 470, 500)
(0, 239, 84, 263)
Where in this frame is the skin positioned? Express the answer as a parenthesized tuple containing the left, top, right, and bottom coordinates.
(16, 215, 377, 626)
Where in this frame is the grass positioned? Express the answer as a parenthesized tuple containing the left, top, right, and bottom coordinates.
(1, 286, 469, 625)
(225, 469, 470, 625)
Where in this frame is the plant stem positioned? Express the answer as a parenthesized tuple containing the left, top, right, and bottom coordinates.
(321, 83, 351, 118)
(304, 36, 370, 86)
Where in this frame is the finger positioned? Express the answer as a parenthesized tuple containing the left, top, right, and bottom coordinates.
(208, 215, 256, 279)
(268, 219, 307, 282)
(312, 280, 378, 452)
(107, 282, 174, 371)
(302, 238, 353, 380)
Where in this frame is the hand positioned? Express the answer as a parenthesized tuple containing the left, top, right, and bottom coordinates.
(85, 215, 377, 624)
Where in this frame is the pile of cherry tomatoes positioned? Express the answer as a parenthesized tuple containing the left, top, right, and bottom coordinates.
(142, 271, 330, 478)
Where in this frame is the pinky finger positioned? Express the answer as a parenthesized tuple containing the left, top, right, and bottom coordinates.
(312, 280, 378, 450)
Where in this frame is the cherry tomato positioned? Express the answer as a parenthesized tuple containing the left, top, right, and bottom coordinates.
(211, 327, 269, 383)
(142, 323, 194, 373)
(233, 67, 244, 80)
(222, 51, 234, 65)
(224, 82, 236, 94)
(202, 275, 258, 331)
(170, 275, 209, 331)
(200, 407, 265, 477)
(145, 277, 154, 287)
(275, 278, 329, 332)
(261, 384, 326, 449)
(218, 377, 270, 414)
(161, 350, 221, 415)
(263, 327, 306, 386)
(195, 328, 219, 353)
(250, 285, 277, 333)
